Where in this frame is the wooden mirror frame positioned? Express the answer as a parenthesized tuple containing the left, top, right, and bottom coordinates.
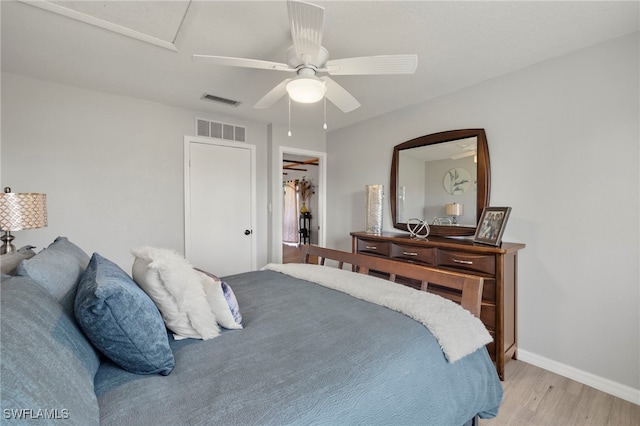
(390, 129, 491, 237)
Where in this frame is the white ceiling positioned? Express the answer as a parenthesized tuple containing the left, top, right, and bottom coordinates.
(2, 1, 638, 131)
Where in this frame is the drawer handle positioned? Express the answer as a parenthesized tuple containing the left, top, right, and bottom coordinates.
(365, 245, 377, 250)
(452, 258, 473, 265)
(402, 251, 418, 256)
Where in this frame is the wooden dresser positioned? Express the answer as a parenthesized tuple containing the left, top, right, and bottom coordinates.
(351, 231, 525, 380)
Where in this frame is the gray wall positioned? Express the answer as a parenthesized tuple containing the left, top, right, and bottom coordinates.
(1, 72, 271, 271)
(325, 33, 639, 395)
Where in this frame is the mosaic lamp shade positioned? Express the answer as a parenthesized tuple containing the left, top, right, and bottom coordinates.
(0, 187, 48, 254)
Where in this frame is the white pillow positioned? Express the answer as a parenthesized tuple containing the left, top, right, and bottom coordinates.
(197, 270, 243, 330)
(131, 247, 219, 340)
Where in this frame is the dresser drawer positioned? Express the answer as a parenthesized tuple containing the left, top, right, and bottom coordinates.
(390, 244, 436, 265)
(356, 239, 390, 257)
(437, 250, 496, 276)
(482, 278, 496, 303)
(480, 303, 496, 330)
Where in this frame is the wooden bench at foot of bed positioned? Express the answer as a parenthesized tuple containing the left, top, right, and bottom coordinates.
(300, 244, 484, 318)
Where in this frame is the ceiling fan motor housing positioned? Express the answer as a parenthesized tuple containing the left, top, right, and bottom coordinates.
(286, 45, 329, 71)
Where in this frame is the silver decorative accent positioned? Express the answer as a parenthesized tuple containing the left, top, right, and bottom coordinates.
(365, 185, 384, 234)
(407, 218, 430, 239)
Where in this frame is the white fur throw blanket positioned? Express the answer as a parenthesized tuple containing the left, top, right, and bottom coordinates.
(263, 263, 492, 363)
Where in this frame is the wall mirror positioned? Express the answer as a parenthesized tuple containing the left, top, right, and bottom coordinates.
(390, 129, 490, 237)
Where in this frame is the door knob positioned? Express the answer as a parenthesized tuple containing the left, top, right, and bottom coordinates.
(244, 229, 252, 235)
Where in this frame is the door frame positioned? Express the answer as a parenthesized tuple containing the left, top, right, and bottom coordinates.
(272, 146, 326, 263)
(184, 136, 257, 271)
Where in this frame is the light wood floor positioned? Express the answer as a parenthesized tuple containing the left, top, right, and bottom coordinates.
(480, 360, 640, 425)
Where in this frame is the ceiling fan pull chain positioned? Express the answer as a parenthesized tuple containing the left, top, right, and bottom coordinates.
(323, 96, 327, 130)
(288, 96, 292, 137)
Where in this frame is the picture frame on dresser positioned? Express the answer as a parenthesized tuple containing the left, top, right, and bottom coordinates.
(474, 207, 512, 246)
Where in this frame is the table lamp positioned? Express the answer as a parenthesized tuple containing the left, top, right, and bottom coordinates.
(445, 202, 464, 224)
(0, 187, 48, 254)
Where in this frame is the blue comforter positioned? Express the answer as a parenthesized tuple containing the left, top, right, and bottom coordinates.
(96, 270, 502, 425)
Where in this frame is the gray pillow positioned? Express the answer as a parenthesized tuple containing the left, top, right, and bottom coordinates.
(75, 253, 175, 376)
(0, 245, 36, 275)
(0, 275, 100, 425)
(16, 237, 89, 317)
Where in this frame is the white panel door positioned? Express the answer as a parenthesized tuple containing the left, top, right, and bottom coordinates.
(185, 139, 255, 276)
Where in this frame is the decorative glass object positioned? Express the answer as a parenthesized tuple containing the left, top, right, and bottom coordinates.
(365, 185, 384, 234)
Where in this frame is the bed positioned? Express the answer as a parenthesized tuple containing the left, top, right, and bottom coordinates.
(96, 245, 502, 425)
(1, 239, 502, 425)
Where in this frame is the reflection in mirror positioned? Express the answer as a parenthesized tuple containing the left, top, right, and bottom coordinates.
(398, 137, 477, 226)
(391, 129, 490, 237)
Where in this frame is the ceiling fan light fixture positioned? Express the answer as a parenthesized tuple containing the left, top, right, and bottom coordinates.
(286, 77, 326, 103)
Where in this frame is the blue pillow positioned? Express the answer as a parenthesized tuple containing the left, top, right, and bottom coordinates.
(75, 253, 175, 376)
(16, 236, 89, 317)
(1, 275, 101, 425)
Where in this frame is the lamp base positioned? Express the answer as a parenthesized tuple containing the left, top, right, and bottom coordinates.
(1, 231, 16, 255)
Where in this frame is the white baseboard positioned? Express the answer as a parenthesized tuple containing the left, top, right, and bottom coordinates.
(517, 349, 640, 405)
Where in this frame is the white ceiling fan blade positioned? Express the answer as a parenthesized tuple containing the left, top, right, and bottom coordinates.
(321, 76, 360, 113)
(254, 79, 292, 109)
(287, 0, 324, 64)
(326, 54, 418, 75)
(193, 55, 293, 72)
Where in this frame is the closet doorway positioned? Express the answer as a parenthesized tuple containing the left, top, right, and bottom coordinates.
(279, 147, 326, 263)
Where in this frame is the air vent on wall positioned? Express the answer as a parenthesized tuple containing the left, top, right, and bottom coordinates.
(200, 93, 241, 107)
(196, 118, 246, 142)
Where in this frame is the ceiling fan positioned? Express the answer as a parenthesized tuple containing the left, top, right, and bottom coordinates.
(193, 0, 418, 113)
